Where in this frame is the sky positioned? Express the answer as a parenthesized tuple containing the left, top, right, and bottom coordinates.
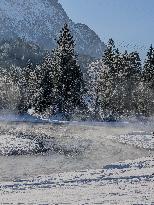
(59, 0, 154, 58)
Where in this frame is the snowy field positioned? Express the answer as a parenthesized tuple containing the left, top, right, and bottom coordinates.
(0, 119, 154, 204)
(0, 157, 154, 204)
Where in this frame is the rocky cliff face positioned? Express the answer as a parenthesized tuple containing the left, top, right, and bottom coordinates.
(0, 0, 105, 58)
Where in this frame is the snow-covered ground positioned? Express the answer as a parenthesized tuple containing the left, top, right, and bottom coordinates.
(110, 131, 154, 150)
(0, 157, 154, 204)
(0, 120, 154, 204)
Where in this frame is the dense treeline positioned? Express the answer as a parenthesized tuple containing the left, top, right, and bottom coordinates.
(0, 24, 154, 120)
(0, 24, 85, 117)
(88, 39, 154, 120)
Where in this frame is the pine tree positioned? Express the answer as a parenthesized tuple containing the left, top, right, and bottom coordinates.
(118, 51, 142, 115)
(102, 39, 116, 78)
(110, 49, 125, 116)
(101, 39, 119, 119)
(51, 23, 84, 114)
(87, 59, 106, 119)
(143, 44, 154, 88)
(34, 53, 55, 113)
(33, 24, 84, 115)
(88, 44, 120, 120)
(87, 39, 149, 119)
(127, 52, 142, 114)
(133, 81, 154, 116)
(18, 61, 37, 112)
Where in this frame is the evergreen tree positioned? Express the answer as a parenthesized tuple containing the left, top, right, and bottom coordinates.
(143, 44, 154, 88)
(88, 41, 143, 119)
(87, 59, 106, 119)
(18, 61, 37, 112)
(88, 42, 121, 120)
(111, 48, 126, 116)
(33, 24, 84, 115)
(51, 23, 84, 114)
(102, 39, 116, 79)
(127, 51, 142, 114)
(118, 51, 142, 115)
(133, 82, 154, 116)
(103, 39, 115, 64)
(34, 54, 55, 112)
(101, 39, 119, 119)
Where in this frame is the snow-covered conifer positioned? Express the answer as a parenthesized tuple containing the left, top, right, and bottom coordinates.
(143, 44, 154, 88)
(51, 23, 84, 114)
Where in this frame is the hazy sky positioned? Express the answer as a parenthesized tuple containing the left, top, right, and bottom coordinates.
(59, 0, 154, 56)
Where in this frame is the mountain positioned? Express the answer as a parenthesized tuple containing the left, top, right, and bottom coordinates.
(0, 0, 105, 58)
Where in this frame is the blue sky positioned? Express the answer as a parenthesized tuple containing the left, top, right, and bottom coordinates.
(59, 0, 154, 57)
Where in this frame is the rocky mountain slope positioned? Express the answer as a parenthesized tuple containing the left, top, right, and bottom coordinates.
(0, 0, 105, 58)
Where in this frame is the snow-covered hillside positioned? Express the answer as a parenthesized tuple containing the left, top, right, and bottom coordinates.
(0, 0, 105, 57)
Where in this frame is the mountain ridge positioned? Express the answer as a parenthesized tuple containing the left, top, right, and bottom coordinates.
(0, 0, 105, 58)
